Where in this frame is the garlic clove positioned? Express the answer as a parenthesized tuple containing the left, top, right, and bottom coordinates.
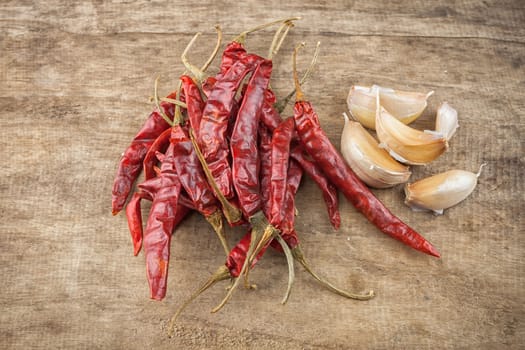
(341, 113, 411, 188)
(347, 85, 433, 130)
(375, 92, 448, 165)
(435, 102, 458, 141)
(404, 165, 485, 215)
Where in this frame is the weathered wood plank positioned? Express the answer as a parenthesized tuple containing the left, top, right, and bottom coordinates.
(0, 0, 523, 349)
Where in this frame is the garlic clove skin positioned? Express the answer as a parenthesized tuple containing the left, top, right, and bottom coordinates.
(404, 166, 485, 215)
(347, 85, 433, 130)
(375, 91, 448, 165)
(435, 102, 459, 141)
(341, 113, 411, 188)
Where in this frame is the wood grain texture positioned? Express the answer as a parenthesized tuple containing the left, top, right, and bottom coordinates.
(1, 0, 523, 349)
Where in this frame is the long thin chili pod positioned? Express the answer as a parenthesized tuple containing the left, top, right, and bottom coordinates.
(291, 43, 440, 258)
(269, 117, 295, 228)
(277, 159, 303, 245)
(111, 94, 176, 215)
(142, 143, 183, 300)
(290, 145, 341, 229)
(230, 58, 273, 218)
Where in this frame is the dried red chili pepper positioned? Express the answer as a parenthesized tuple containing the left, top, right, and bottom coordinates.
(291, 44, 440, 257)
(269, 117, 295, 227)
(111, 94, 176, 215)
(290, 145, 341, 229)
(141, 143, 183, 300)
(230, 58, 273, 218)
(276, 159, 303, 245)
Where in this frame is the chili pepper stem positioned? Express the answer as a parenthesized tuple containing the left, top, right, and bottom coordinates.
(201, 25, 223, 73)
(268, 21, 294, 60)
(211, 225, 262, 313)
(243, 212, 279, 288)
(159, 97, 187, 109)
(189, 128, 242, 224)
(272, 233, 295, 304)
(182, 26, 223, 84)
(292, 246, 375, 301)
(181, 32, 206, 83)
(154, 76, 174, 126)
(275, 41, 320, 113)
(167, 265, 230, 337)
(205, 210, 230, 256)
(233, 17, 301, 44)
(292, 42, 306, 102)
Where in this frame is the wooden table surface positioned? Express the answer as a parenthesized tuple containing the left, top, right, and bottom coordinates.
(1, 1, 523, 349)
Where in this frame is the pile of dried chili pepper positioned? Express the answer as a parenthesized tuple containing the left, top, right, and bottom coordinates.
(110, 18, 440, 335)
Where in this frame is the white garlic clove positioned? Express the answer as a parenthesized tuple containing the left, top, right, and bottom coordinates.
(435, 102, 459, 141)
(347, 85, 433, 130)
(341, 113, 411, 188)
(404, 165, 485, 215)
(375, 92, 448, 165)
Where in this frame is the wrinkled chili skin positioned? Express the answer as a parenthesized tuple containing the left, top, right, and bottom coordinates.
(170, 125, 218, 217)
(290, 145, 341, 230)
(143, 128, 172, 181)
(142, 143, 182, 300)
(111, 94, 176, 215)
(270, 159, 303, 252)
(293, 101, 440, 257)
(217, 41, 247, 79)
(180, 75, 205, 135)
(198, 54, 264, 199)
(258, 126, 273, 217)
(230, 59, 273, 218)
(260, 89, 283, 132)
(269, 117, 295, 227)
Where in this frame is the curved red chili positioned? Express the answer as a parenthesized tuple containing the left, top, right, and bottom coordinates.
(293, 100, 439, 257)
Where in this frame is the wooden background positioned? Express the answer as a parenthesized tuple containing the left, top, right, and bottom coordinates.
(1, 1, 523, 349)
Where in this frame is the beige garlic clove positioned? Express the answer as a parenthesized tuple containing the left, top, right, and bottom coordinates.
(340, 113, 411, 188)
(435, 102, 458, 141)
(375, 92, 448, 165)
(404, 165, 485, 215)
(347, 85, 433, 130)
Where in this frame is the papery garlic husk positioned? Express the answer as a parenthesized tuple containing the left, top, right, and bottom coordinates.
(404, 165, 485, 215)
(341, 113, 411, 188)
(435, 102, 459, 141)
(347, 85, 434, 130)
(375, 92, 448, 165)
